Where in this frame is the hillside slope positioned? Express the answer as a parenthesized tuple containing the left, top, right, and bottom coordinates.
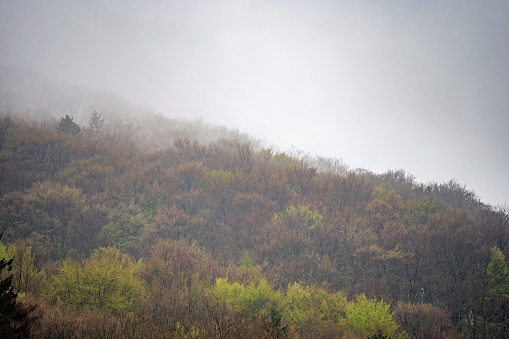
(0, 110, 508, 337)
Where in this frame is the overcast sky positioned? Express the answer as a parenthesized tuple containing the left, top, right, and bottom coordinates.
(1, 0, 508, 206)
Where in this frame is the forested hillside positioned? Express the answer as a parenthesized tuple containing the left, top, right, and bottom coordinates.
(0, 109, 508, 338)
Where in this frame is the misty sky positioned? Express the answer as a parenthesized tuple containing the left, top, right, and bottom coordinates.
(1, 0, 508, 206)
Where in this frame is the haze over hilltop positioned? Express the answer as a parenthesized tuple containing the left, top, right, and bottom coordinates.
(0, 0, 508, 206)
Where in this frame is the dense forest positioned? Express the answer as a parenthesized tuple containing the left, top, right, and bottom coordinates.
(1, 66, 509, 338)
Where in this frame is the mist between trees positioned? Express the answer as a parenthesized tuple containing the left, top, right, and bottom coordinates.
(0, 108, 508, 338)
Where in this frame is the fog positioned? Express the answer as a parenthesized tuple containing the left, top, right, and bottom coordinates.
(1, 0, 508, 206)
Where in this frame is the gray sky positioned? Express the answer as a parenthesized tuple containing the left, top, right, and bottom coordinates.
(1, 0, 508, 206)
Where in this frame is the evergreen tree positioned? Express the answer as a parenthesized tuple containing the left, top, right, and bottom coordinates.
(57, 114, 80, 136)
(0, 116, 15, 151)
(88, 110, 105, 135)
(0, 235, 36, 338)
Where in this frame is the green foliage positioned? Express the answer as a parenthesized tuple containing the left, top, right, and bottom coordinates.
(57, 115, 81, 136)
(2, 113, 509, 337)
(208, 278, 281, 318)
(0, 242, 6, 262)
(241, 252, 254, 271)
(207, 170, 234, 185)
(6, 241, 46, 295)
(238, 252, 261, 284)
(101, 204, 146, 251)
(269, 307, 288, 338)
(49, 247, 143, 311)
(344, 294, 399, 338)
(173, 321, 205, 339)
(366, 185, 404, 224)
(487, 246, 509, 299)
(272, 152, 297, 166)
(58, 158, 113, 195)
(284, 282, 346, 337)
(0, 236, 36, 337)
(371, 185, 403, 209)
(21, 182, 99, 259)
(275, 204, 324, 231)
(404, 198, 437, 225)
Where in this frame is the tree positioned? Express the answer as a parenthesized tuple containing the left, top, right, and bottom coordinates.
(286, 160, 316, 195)
(139, 240, 224, 335)
(206, 170, 235, 224)
(258, 205, 325, 288)
(21, 182, 102, 259)
(49, 247, 143, 311)
(283, 282, 347, 338)
(3, 123, 71, 180)
(0, 236, 36, 337)
(393, 301, 453, 339)
(208, 278, 281, 318)
(57, 115, 80, 136)
(344, 294, 399, 338)
(88, 110, 105, 135)
(5, 239, 46, 297)
(268, 307, 288, 338)
(487, 246, 509, 299)
(0, 116, 15, 152)
(206, 277, 283, 338)
(101, 203, 146, 252)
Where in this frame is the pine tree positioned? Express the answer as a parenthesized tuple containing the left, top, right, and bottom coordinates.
(0, 235, 36, 338)
(57, 114, 81, 136)
(88, 110, 105, 135)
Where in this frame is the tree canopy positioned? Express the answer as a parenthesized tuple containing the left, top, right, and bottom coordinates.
(0, 236, 36, 337)
(57, 114, 80, 136)
(0, 112, 507, 337)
